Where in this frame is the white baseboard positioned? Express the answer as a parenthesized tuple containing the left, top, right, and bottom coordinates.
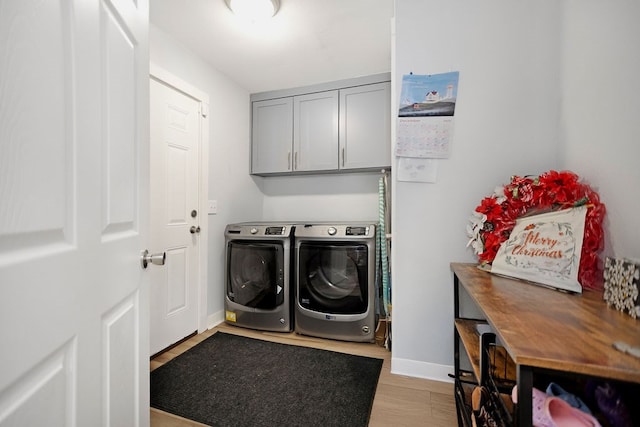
(391, 356, 454, 383)
(207, 311, 225, 329)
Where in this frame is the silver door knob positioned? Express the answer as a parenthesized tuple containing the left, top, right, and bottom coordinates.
(190, 225, 201, 234)
(141, 250, 166, 269)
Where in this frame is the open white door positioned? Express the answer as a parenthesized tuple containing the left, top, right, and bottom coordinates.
(0, 1, 149, 426)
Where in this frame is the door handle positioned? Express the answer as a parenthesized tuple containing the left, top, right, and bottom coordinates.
(141, 250, 166, 269)
(190, 226, 201, 234)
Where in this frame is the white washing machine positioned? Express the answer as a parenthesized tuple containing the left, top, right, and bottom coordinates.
(294, 223, 377, 342)
(224, 222, 294, 332)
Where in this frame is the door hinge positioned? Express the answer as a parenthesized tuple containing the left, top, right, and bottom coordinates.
(200, 102, 209, 118)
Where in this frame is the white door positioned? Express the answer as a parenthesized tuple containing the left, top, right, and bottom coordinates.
(149, 77, 201, 356)
(0, 0, 149, 426)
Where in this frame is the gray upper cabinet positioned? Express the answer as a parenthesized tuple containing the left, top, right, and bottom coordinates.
(250, 74, 391, 176)
(294, 91, 339, 172)
(339, 82, 391, 171)
(251, 97, 293, 175)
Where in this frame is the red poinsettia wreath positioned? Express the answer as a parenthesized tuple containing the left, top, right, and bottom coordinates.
(467, 170, 606, 289)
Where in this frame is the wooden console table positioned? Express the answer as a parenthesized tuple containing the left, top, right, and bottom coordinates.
(452, 262, 640, 426)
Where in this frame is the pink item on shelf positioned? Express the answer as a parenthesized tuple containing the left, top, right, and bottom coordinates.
(511, 385, 602, 427)
(545, 397, 602, 427)
(512, 385, 554, 426)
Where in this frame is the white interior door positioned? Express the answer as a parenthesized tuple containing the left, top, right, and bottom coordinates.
(149, 77, 202, 356)
(0, 0, 149, 426)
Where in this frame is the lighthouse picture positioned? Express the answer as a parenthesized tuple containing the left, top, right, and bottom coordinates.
(398, 71, 459, 117)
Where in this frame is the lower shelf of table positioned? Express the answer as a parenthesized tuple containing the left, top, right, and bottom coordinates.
(454, 377, 515, 427)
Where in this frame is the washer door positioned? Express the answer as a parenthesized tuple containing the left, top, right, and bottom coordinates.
(298, 242, 369, 314)
(227, 241, 284, 309)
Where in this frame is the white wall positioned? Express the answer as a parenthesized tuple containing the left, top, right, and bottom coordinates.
(560, 0, 640, 258)
(392, 1, 562, 380)
(260, 173, 382, 222)
(393, 0, 640, 381)
(150, 25, 264, 318)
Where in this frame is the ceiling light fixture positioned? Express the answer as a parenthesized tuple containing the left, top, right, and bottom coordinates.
(225, 0, 280, 22)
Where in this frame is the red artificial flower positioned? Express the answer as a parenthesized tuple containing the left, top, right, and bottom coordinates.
(479, 232, 503, 263)
(476, 196, 502, 220)
(538, 170, 580, 206)
(468, 170, 605, 290)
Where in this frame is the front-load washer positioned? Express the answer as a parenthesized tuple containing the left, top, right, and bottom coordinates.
(294, 223, 377, 342)
(224, 222, 294, 332)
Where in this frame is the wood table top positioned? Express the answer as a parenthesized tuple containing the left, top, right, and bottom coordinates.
(451, 263, 640, 383)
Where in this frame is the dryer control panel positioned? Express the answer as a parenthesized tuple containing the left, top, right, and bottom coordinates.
(296, 223, 375, 238)
(346, 226, 368, 236)
(265, 226, 286, 235)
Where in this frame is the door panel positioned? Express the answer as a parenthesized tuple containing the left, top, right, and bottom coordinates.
(0, 339, 75, 425)
(0, 0, 149, 425)
(166, 247, 188, 315)
(0, 0, 74, 261)
(101, 0, 137, 236)
(166, 145, 188, 224)
(149, 78, 200, 356)
(103, 294, 139, 426)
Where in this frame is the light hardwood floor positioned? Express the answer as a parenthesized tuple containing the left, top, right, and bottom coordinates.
(150, 323, 457, 427)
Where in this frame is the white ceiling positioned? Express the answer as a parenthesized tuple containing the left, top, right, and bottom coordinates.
(150, 0, 394, 94)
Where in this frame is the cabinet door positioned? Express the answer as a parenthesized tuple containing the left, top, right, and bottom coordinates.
(339, 82, 391, 170)
(252, 97, 293, 174)
(293, 91, 339, 172)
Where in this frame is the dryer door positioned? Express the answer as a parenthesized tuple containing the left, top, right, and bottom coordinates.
(298, 242, 369, 314)
(227, 241, 284, 309)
